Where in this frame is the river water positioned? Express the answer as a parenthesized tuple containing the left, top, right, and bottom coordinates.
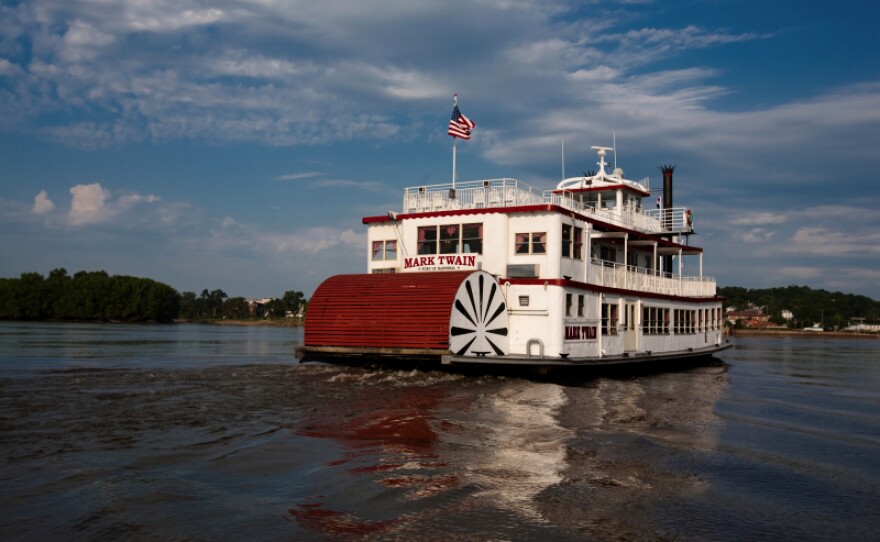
(1, 322, 878, 541)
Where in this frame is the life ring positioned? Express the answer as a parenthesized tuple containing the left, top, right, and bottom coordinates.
(686, 209, 693, 226)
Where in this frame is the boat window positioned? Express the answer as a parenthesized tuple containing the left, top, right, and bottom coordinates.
(602, 302, 618, 335)
(440, 224, 460, 254)
(515, 232, 546, 254)
(562, 224, 571, 257)
(565, 293, 573, 317)
(577, 295, 585, 317)
(418, 223, 483, 255)
(372, 240, 397, 261)
(533, 232, 547, 254)
(461, 223, 483, 254)
(600, 246, 616, 263)
(372, 241, 383, 261)
(562, 225, 584, 260)
(675, 309, 698, 335)
(627, 252, 639, 268)
(385, 240, 397, 260)
(418, 226, 438, 255)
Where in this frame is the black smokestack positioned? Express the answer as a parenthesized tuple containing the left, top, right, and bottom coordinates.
(660, 164, 675, 209)
(660, 164, 676, 275)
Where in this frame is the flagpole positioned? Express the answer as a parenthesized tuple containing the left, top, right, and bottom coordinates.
(452, 137, 457, 189)
(452, 94, 458, 189)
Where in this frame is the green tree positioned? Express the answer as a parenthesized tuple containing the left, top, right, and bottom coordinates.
(282, 290, 306, 315)
(200, 289, 228, 319)
(223, 297, 251, 319)
(0, 269, 179, 322)
(178, 291, 198, 319)
(263, 298, 287, 318)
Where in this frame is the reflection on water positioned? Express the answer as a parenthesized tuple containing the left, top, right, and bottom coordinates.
(456, 382, 571, 517)
(1, 323, 879, 541)
(281, 363, 730, 540)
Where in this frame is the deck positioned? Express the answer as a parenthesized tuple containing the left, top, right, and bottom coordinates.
(403, 179, 695, 235)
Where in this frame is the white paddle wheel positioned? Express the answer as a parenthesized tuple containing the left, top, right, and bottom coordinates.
(448, 271, 509, 356)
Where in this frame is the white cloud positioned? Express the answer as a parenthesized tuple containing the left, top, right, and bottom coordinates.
(261, 228, 362, 254)
(65, 183, 162, 226)
(126, 7, 227, 32)
(211, 219, 363, 255)
(730, 212, 787, 226)
(118, 194, 160, 207)
(276, 172, 321, 181)
(61, 19, 115, 62)
(69, 183, 111, 225)
(32, 191, 55, 215)
(741, 227, 775, 243)
(787, 227, 880, 256)
(0, 58, 23, 76)
(309, 179, 389, 192)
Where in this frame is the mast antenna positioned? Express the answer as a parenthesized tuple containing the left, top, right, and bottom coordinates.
(561, 139, 565, 181)
(613, 132, 617, 170)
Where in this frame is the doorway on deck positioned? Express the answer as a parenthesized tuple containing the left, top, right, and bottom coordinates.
(624, 300, 639, 353)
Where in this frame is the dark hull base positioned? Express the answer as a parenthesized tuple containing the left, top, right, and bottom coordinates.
(443, 342, 732, 367)
(296, 342, 732, 374)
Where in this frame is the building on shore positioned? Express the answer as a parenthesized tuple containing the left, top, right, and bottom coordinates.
(726, 309, 770, 329)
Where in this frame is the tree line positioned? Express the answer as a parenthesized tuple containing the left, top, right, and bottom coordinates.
(0, 269, 180, 322)
(0, 269, 308, 323)
(177, 289, 306, 321)
(718, 285, 880, 328)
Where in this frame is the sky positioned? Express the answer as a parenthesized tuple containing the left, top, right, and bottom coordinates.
(1, 0, 879, 300)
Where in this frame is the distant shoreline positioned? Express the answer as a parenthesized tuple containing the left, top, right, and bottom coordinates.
(730, 329, 879, 339)
(0, 318, 303, 328)
(176, 318, 303, 328)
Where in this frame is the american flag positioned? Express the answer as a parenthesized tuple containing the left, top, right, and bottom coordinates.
(448, 100, 475, 140)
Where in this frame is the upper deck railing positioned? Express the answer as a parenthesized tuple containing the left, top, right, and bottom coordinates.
(590, 258, 716, 297)
(403, 179, 693, 235)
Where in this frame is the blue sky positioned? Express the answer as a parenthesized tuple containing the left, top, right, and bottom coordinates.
(1, 0, 879, 300)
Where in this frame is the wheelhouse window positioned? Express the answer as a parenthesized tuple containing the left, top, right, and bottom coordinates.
(418, 223, 483, 255)
(562, 224, 583, 259)
(461, 223, 483, 254)
(371, 240, 397, 261)
(515, 232, 547, 254)
(440, 224, 459, 254)
(417, 226, 438, 255)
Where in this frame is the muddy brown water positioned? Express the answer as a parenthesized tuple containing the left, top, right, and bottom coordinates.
(1, 322, 878, 540)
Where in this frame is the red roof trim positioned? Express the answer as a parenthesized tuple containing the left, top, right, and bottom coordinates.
(500, 277, 724, 304)
(363, 204, 701, 253)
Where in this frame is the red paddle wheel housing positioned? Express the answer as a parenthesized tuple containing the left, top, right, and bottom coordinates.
(302, 270, 510, 360)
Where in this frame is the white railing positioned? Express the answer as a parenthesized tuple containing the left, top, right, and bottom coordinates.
(403, 179, 692, 235)
(589, 258, 716, 297)
(643, 208, 693, 234)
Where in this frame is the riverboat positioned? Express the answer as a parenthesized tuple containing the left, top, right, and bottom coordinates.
(299, 145, 731, 368)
